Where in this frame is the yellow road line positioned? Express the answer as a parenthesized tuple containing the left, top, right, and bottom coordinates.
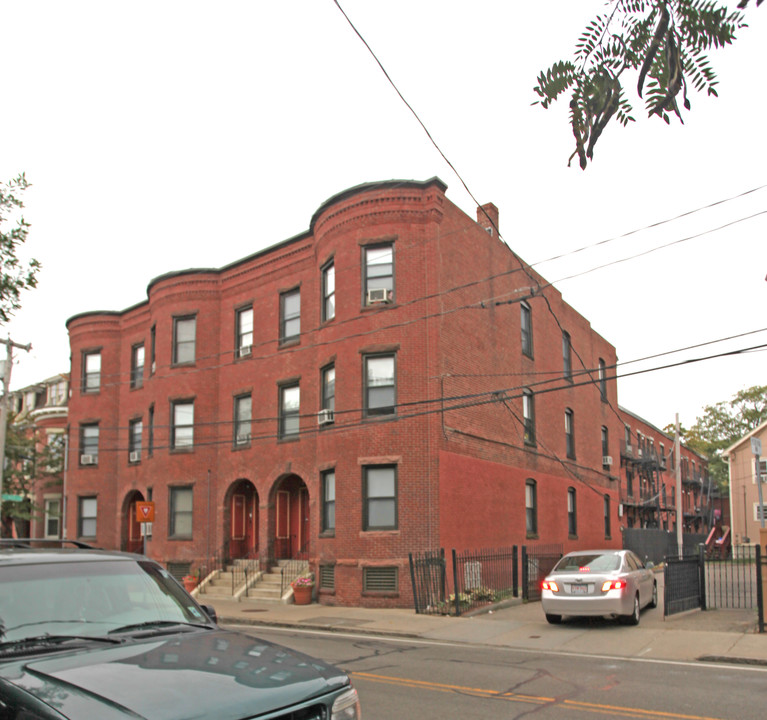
(351, 671, 724, 720)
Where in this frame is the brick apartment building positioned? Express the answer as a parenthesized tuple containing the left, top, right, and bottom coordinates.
(618, 407, 722, 536)
(5, 374, 69, 539)
(62, 177, 704, 607)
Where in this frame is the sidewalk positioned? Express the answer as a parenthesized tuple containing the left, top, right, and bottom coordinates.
(206, 594, 767, 666)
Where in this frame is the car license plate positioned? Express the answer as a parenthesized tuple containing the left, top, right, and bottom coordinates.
(570, 584, 588, 595)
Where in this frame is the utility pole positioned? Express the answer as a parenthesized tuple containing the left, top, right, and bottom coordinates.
(675, 414, 683, 558)
(0, 337, 32, 538)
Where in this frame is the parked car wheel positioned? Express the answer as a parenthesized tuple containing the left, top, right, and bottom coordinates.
(623, 594, 640, 625)
(545, 613, 562, 625)
(648, 581, 658, 609)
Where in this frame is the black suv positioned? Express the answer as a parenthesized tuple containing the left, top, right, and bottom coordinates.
(0, 541, 361, 719)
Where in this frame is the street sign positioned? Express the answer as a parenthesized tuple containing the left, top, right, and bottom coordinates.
(752, 437, 762, 456)
(135, 501, 155, 523)
(1, 494, 23, 502)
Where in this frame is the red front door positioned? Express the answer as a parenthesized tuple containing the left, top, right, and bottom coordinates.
(127, 501, 144, 554)
(230, 493, 246, 558)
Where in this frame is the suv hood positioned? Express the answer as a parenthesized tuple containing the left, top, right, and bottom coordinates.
(2, 629, 349, 720)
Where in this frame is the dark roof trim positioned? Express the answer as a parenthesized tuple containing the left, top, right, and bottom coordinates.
(67, 177, 447, 327)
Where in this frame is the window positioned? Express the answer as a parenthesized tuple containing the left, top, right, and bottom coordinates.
(82, 351, 101, 392)
(44, 498, 61, 538)
(321, 469, 335, 533)
(80, 424, 99, 464)
(131, 343, 145, 389)
(321, 364, 335, 413)
(150, 325, 156, 374)
(236, 306, 254, 357)
(562, 331, 572, 380)
(626, 467, 634, 496)
(319, 565, 336, 591)
(363, 465, 397, 531)
(279, 383, 300, 438)
(565, 409, 575, 459)
(78, 497, 97, 537)
(364, 245, 394, 304)
(604, 495, 611, 538)
(520, 302, 533, 358)
(148, 404, 155, 456)
(363, 567, 398, 592)
(567, 488, 577, 536)
(322, 260, 335, 322)
(129, 419, 142, 460)
(598, 358, 607, 402)
(45, 432, 65, 471)
(280, 289, 301, 343)
(364, 355, 395, 417)
(169, 486, 193, 538)
(234, 394, 252, 446)
(171, 400, 194, 449)
(47, 381, 66, 405)
(173, 316, 196, 365)
(624, 424, 632, 452)
(601, 426, 610, 469)
(525, 479, 537, 536)
(523, 389, 535, 445)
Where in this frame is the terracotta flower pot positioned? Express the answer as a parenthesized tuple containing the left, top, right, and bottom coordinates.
(183, 576, 198, 592)
(292, 584, 313, 605)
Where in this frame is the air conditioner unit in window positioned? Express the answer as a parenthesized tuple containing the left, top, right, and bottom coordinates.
(317, 409, 334, 426)
(238, 345, 252, 357)
(366, 288, 389, 305)
(602, 455, 613, 467)
(129, 451, 140, 463)
(80, 454, 96, 465)
(625, 444, 633, 454)
(235, 433, 251, 445)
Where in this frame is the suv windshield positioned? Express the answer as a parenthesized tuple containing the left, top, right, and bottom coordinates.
(0, 559, 210, 643)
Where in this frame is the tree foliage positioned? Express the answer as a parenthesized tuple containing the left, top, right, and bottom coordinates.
(533, 0, 754, 169)
(1, 414, 64, 534)
(0, 173, 40, 325)
(681, 384, 767, 490)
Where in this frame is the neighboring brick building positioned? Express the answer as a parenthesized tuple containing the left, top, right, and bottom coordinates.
(5, 374, 68, 539)
(64, 177, 666, 607)
(618, 407, 717, 537)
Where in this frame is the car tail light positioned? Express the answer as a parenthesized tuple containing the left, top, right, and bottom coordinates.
(601, 579, 627, 592)
(541, 580, 559, 593)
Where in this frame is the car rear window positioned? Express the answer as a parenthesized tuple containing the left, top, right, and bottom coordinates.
(554, 553, 621, 573)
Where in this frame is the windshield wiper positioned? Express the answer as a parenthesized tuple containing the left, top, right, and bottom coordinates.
(0, 634, 123, 657)
(108, 620, 213, 636)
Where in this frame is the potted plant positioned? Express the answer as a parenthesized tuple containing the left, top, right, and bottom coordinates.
(291, 575, 314, 605)
(182, 574, 198, 592)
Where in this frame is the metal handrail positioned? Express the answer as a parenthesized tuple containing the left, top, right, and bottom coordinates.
(279, 540, 311, 596)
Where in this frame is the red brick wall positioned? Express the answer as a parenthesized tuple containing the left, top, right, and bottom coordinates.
(65, 178, 628, 608)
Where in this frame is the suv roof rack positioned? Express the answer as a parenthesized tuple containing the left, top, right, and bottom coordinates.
(0, 538, 96, 549)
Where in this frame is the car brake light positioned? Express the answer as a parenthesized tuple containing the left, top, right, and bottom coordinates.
(601, 579, 627, 592)
(541, 580, 559, 592)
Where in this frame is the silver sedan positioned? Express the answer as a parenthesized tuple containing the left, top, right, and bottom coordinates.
(540, 549, 657, 625)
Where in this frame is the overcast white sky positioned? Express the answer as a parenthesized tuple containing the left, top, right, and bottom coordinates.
(2, 1, 765, 431)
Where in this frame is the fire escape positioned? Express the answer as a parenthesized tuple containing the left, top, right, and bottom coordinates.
(620, 438, 670, 530)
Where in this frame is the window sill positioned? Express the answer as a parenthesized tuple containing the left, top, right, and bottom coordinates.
(362, 591, 400, 598)
(526, 533, 539, 540)
(232, 442, 251, 451)
(169, 536, 194, 542)
(319, 531, 336, 539)
(169, 447, 195, 454)
(277, 435, 300, 444)
(279, 338, 300, 349)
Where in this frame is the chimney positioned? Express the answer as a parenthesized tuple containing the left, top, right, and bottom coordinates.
(477, 203, 499, 238)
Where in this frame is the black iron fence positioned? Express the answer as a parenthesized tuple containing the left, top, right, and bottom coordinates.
(410, 544, 558, 615)
(521, 544, 562, 602)
(451, 546, 518, 615)
(705, 544, 758, 610)
(664, 552, 704, 616)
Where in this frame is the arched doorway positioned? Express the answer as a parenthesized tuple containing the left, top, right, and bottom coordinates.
(227, 479, 258, 560)
(122, 490, 145, 554)
(273, 474, 309, 560)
